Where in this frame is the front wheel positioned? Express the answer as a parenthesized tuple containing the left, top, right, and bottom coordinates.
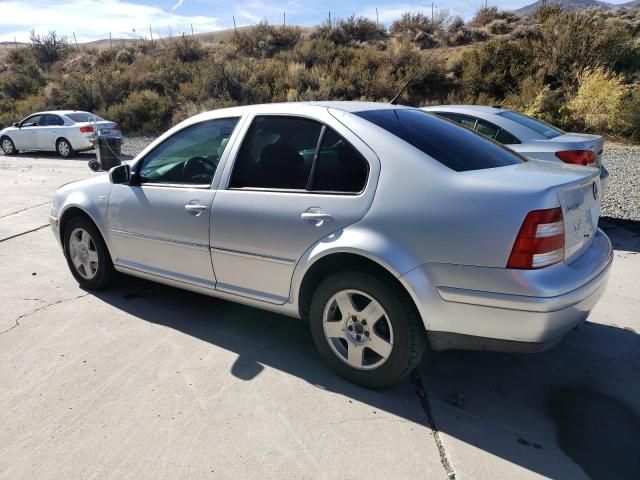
(57, 138, 75, 158)
(309, 271, 427, 388)
(1, 136, 16, 155)
(63, 216, 116, 290)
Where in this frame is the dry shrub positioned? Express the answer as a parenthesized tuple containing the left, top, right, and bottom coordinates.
(566, 67, 630, 133)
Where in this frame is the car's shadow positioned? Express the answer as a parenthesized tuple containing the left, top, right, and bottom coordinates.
(91, 272, 640, 480)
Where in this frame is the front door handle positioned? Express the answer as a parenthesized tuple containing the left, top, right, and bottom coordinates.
(185, 203, 208, 215)
(301, 212, 333, 226)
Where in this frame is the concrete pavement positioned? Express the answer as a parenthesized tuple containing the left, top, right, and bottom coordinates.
(1, 152, 639, 479)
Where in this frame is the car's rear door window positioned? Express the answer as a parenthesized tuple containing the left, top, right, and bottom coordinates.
(138, 118, 239, 185)
(229, 116, 369, 193)
(356, 109, 524, 172)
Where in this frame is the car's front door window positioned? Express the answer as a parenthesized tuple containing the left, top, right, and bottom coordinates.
(21, 115, 43, 127)
(138, 118, 240, 186)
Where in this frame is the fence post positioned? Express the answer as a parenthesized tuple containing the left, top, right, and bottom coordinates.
(233, 16, 237, 33)
(149, 26, 153, 42)
(376, 8, 379, 24)
(191, 23, 194, 38)
(283, 11, 286, 27)
(109, 32, 112, 49)
(73, 32, 79, 52)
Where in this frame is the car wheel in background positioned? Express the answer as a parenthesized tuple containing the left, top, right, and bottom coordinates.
(309, 271, 427, 388)
(56, 138, 75, 158)
(1, 136, 16, 155)
(63, 216, 116, 290)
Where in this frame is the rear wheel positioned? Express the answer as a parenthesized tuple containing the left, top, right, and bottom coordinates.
(1, 136, 16, 155)
(63, 216, 116, 290)
(57, 138, 75, 158)
(309, 271, 427, 388)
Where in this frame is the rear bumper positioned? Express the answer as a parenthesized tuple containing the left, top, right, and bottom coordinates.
(401, 229, 613, 352)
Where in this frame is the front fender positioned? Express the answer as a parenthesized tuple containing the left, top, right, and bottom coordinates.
(54, 176, 113, 251)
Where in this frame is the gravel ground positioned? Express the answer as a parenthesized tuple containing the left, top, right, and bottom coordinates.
(121, 135, 156, 157)
(120, 136, 640, 223)
(601, 143, 640, 223)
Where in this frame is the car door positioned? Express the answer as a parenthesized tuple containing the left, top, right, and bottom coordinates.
(107, 117, 241, 288)
(210, 111, 377, 304)
(12, 114, 43, 150)
(38, 114, 64, 150)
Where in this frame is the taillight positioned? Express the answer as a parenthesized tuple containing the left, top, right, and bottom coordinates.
(555, 150, 597, 167)
(113, 123, 121, 130)
(507, 207, 564, 269)
(79, 126, 94, 133)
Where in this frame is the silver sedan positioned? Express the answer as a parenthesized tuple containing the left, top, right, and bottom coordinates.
(422, 105, 610, 197)
(49, 102, 612, 388)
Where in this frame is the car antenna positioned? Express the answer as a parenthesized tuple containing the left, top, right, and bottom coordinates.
(389, 76, 413, 105)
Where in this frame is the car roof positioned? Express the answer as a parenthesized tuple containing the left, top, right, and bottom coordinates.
(423, 105, 509, 115)
(31, 110, 92, 116)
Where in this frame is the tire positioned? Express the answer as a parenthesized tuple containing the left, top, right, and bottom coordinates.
(56, 138, 75, 158)
(309, 271, 427, 388)
(63, 216, 116, 290)
(1, 136, 16, 155)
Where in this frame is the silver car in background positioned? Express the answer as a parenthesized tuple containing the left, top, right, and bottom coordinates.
(422, 105, 609, 197)
(0, 110, 122, 158)
(49, 102, 612, 388)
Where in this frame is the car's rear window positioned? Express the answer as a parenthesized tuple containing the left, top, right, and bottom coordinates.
(498, 111, 562, 139)
(355, 109, 524, 172)
(66, 113, 104, 123)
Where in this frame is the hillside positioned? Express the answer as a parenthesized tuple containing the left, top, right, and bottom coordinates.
(1, 8, 639, 140)
(515, 0, 640, 15)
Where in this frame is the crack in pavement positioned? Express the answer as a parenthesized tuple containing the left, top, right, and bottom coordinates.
(0, 293, 89, 336)
(0, 201, 50, 219)
(0, 224, 49, 243)
(412, 370, 456, 480)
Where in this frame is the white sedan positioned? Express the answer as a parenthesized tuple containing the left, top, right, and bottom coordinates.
(0, 110, 122, 158)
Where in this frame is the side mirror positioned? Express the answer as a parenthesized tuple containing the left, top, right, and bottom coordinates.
(109, 163, 131, 184)
(12, 123, 19, 128)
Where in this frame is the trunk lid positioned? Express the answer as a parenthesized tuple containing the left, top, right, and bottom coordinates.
(76, 121, 120, 136)
(557, 169, 601, 262)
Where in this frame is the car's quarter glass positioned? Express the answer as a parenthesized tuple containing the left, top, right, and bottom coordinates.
(433, 112, 520, 145)
(210, 112, 377, 304)
(107, 117, 240, 287)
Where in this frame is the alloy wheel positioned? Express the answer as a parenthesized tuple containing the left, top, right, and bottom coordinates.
(68, 227, 99, 279)
(58, 140, 70, 157)
(323, 289, 394, 370)
(2, 139, 14, 154)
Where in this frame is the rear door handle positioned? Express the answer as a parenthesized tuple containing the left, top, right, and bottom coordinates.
(301, 212, 333, 226)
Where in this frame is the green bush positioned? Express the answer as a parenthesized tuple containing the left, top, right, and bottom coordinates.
(105, 90, 172, 133)
(231, 21, 301, 58)
(172, 34, 206, 62)
(314, 16, 387, 45)
(29, 30, 69, 66)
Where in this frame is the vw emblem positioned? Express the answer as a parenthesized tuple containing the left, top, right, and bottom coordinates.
(592, 182, 599, 200)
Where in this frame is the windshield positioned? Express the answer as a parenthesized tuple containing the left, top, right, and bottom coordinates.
(355, 109, 524, 172)
(66, 112, 104, 123)
(499, 111, 563, 139)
